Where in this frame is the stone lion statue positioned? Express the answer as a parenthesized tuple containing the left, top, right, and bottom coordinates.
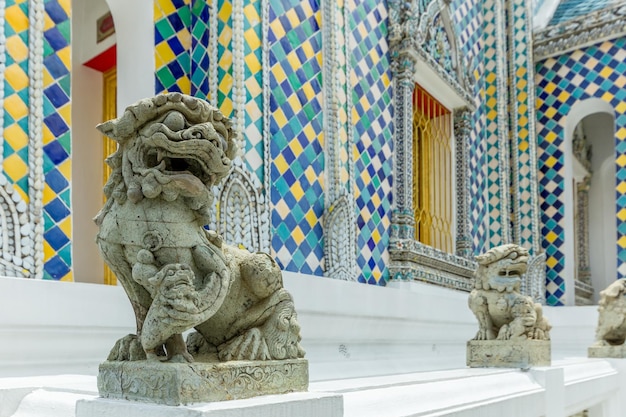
(95, 93, 305, 363)
(468, 244, 551, 341)
(591, 279, 626, 347)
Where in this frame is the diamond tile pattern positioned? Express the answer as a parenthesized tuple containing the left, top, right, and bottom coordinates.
(536, 39, 626, 304)
(41, 0, 72, 281)
(451, 0, 487, 255)
(268, 0, 325, 275)
(190, 0, 210, 99)
(549, 0, 613, 26)
(154, 0, 191, 94)
(217, 0, 233, 118)
(348, 0, 393, 285)
(510, 0, 537, 251)
(242, 0, 264, 179)
(481, 0, 505, 248)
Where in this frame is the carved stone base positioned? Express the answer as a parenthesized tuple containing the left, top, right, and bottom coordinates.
(588, 344, 626, 358)
(467, 340, 551, 368)
(98, 358, 309, 405)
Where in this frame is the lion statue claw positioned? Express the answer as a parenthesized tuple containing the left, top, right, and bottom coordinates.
(96, 93, 305, 363)
(468, 244, 551, 342)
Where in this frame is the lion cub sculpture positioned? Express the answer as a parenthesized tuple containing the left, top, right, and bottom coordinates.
(589, 279, 626, 358)
(94, 93, 306, 404)
(467, 244, 551, 367)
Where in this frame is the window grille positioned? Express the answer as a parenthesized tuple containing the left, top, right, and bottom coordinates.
(412, 84, 453, 252)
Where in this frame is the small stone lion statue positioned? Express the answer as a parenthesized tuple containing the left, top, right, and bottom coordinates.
(96, 93, 305, 364)
(468, 244, 551, 341)
(591, 279, 626, 347)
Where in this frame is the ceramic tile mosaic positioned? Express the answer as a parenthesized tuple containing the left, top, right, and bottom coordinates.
(3, 0, 30, 202)
(536, 38, 626, 304)
(451, 0, 488, 255)
(154, 0, 191, 94)
(510, 0, 539, 252)
(41, 0, 72, 281)
(337, 0, 350, 191)
(190, 0, 211, 99)
(348, 0, 393, 285)
(481, 0, 505, 248)
(268, 0, 325, 275)
(241, 0, 264, 179)
(549, 0, 613, 26)
(216, 0, 233, 118)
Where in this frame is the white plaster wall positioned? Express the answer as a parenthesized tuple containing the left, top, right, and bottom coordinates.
(72, 0, 115, 65)
(583, 113, 618, 300)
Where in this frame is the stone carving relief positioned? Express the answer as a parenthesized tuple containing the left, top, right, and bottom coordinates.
(467, 244, 551, 367)
(522, 252, 547, 305)
(95, 93, 306, 404)
(324, 194, 358, 281)
(589, 279, 626, 358)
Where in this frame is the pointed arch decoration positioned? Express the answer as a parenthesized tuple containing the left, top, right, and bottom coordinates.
(324, 194, 358, 281)
(523, 252, 547, 305)
(0, 175, 31, 277)
(216, 161, 270, 253)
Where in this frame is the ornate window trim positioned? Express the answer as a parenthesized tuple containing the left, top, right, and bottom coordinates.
(388, 0, 476, 290)
(534, 2, 626, 61)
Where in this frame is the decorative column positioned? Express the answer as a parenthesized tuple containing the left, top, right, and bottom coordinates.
(390, 55, 417, 241)
(322, 0, 357, 281)
(454, 107, 472, 258)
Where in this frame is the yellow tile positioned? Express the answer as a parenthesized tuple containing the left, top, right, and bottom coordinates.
(545, 155, 557, 168)
(285, 9, 299, 28)
(56, 47, 71, 72)
(43, 68, 54, 86)
(43, 183, 56, 205)
(178, 31, 191, 50)
(44, 13, 55, 31)
(600, 66, 613, 79)
(287, 94, 300, 113)
(544, 107, 557, 118)
(4, 153, 28, 182)
(4, 124, 28, 151)
(155, 42, 177, 64)
(218, 50, 233, 69)
(303, 123, 315, 141)
(519, 140, 529, 152)
(290, 182, 304, 201)
(273, 67, 286, 84)
(546, 256, 557, 268)
(286, 51, 301, 71)
(616, 102, 626, 114)
(292, 226, 305, 244)
(619, 235, 626, 249)
(518, 128, 528, 140)
(602, 92, 614, 102)
(516, 66, 527, 78)
(618, 209, 626, 221)
(244, 28, 261, 50)
(5, 63, 28, 91)
(274, 154, 288, 173)
(269, 20, 285, 39)
(60, 271, 74, 282)
(617, 127, 626, 140)
(304, 165, 317, 185)
(271, 108, 286, 129)
(218, 1, 232, 21)
(57, 159, 71, 180)
(6, 35, 28, 62)
(289, 138, 303, 156)
(243, 3, 260, 23)
(371, 228, 380, 243)
(557, 91, 569, 103)
(486, 97, 497, 109)
(218, 73, 233, 94)
(177, 77, 191, 95)
(517, 91, 528, 103)
(156, 0, 177, 16)
(58, 0, 71, 16)
(58, 104, 72, 126)
(617, 154, 626, 167)
(4, 94, 28, 121)
(305, 208, 317, 227)
(58, 216, 72, 238)
(546, 231, 558, 243)
(5, 5, 28, 33)
(485, 72, 497, 84)
(43, 124, 55, 144)
(545, 131, 557, 143)
(219, 98, 233, 118)
(244, 52, 261, 73)
(43, 240, 56, 261)
(155, 52, 165, 69)
(544, 83, 556, 94)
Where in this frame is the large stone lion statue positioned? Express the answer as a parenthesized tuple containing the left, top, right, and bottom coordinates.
(468, 244, 551, 341)
(591, 279, 626, 347)
(95, 93, 304, 363)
